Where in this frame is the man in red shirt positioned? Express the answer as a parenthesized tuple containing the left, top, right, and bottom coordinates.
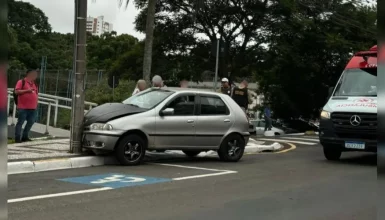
(14, 69, 39, 143)
(0, 63, 6, 128)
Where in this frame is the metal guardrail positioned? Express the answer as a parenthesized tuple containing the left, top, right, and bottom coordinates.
(7, 89, 98, 134)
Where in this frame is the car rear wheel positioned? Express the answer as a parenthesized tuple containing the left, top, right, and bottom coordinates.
(218, 134, 245, 162)
(182, 150, 201, 157)
(115, 134, 146, 166)
(323, 145, 342, 161)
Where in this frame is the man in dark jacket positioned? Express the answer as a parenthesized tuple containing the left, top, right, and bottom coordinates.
(231, 79, 251, 113)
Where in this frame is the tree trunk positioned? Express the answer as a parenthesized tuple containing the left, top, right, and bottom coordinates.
(142, 0, 156, 84)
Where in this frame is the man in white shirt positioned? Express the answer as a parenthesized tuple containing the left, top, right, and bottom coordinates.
(152, 75, 167, 87)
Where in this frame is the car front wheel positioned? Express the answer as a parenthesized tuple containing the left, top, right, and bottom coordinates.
(218, 134, 245, 162)
(115, 134, 146, 166)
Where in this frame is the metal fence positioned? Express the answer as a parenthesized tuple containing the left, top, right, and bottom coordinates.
(7, 69, 107, 98)
(7, 70, 104, 129)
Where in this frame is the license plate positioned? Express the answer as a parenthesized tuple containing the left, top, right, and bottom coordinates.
(345, 141, 365, 150)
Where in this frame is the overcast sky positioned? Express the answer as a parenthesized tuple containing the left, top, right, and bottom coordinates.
(22, 0, 145, 39)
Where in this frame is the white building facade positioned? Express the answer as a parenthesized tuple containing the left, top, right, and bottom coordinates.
(86, 16, 114, 36)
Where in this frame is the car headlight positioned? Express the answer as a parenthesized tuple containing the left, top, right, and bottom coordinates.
(320, 110, 330, 119)
(90, 123, 113, 131)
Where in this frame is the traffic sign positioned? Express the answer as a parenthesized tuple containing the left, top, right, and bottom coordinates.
(58, 173, 172, 189)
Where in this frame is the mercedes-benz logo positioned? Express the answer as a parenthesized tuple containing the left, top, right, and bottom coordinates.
(350, 115, 361, 126)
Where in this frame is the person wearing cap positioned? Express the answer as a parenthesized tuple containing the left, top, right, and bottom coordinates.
(217, 78, 232, 96)
(14, 69, 39, 143)
(231, 79, 250, 113)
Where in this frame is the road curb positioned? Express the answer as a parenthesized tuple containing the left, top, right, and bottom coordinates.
(7, 156, 117, 175)
(8, 142, 286, 175)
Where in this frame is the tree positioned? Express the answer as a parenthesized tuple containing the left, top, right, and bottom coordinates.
(255, 0, 377, 119)
(91, 0, 156, 84)
(134, 0, 271, 82)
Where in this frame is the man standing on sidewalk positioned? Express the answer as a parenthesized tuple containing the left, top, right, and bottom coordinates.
(14, 69, 39, 143)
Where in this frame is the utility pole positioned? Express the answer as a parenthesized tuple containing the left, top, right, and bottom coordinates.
(70, 0, 87, 153)
(142, 0, 157, 85)
(214, 34, 220, 91)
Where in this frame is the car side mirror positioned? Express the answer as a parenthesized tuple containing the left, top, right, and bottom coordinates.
(160, 108, 174, 116)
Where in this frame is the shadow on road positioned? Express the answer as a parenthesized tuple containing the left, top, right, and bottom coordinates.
(330, 153, 376, 167)
(148, 156, 221, 164)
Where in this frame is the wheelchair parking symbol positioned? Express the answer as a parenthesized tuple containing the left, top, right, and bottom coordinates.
(90, 175, 146, 184)
(59, 173, 172, 189)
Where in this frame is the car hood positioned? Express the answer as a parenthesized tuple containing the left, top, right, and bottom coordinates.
(84, 103, 147, 126)
(324, 97, 377, 113)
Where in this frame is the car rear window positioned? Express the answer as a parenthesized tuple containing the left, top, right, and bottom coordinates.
(200, 96, 228, 115)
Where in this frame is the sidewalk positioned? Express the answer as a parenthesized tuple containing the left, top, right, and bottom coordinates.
(8, 139, 78, 162)
(7, 116, 70, 139)
(8, 138, 283, 175)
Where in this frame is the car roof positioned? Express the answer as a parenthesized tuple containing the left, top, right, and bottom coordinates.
(155, 87, 226, 97)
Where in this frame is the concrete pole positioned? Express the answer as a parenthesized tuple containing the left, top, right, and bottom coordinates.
(70, 0, 87, 153)
(214, 35, 220, 91)
(142, 0, 157, 85)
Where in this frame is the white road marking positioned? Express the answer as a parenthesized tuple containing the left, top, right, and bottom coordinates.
(155, 163, 237, 181)
(9, 164, 237, 204)
(153, 163, 234, 172)
(282, 137, 319, 142)
(258, 138, 317, 145)
(8, 187, 112, 203)
(172, 171, 237, 181)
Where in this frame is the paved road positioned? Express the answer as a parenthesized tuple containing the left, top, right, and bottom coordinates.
(9, 136, 376, 220)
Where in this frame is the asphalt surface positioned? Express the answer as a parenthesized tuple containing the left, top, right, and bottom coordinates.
(8, 136, 376, 220)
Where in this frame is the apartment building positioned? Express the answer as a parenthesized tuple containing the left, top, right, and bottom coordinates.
(86, 16, 113, 36)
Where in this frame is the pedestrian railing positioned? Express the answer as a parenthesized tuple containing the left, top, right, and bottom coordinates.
(7, 89, 97, 135)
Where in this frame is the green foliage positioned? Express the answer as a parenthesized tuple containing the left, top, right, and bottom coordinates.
(54, 109, 72, 129)
(254, 0, 377, 118)
(85, 80, 136, 105)
(8, 0, 378, 120)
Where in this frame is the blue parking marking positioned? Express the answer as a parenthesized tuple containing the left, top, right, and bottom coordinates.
(58, 173, 172, 189)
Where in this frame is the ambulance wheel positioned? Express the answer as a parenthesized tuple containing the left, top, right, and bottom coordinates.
(323, 145, 341, 161)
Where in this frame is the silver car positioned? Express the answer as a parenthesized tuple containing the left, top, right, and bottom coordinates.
(82, 87, 250, 165)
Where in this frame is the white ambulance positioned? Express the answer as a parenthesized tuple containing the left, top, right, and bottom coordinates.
(319, 45, 377, 160)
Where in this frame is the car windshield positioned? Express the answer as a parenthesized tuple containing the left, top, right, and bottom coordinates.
(122, 89, 174, 109)
(333, 68, 377, 97)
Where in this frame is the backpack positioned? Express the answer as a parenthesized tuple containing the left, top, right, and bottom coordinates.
(13, 79, 25, 106)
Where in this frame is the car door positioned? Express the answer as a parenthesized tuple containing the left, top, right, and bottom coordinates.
(154, 94, 198, 149)
(194, 95, 233, 148)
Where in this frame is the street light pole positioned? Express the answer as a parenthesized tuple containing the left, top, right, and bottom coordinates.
(214, 34, 220, 91)
(70, 0, 87, 153)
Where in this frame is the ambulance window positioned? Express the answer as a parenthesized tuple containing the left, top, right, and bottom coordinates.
(333, 69, 377, 97)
